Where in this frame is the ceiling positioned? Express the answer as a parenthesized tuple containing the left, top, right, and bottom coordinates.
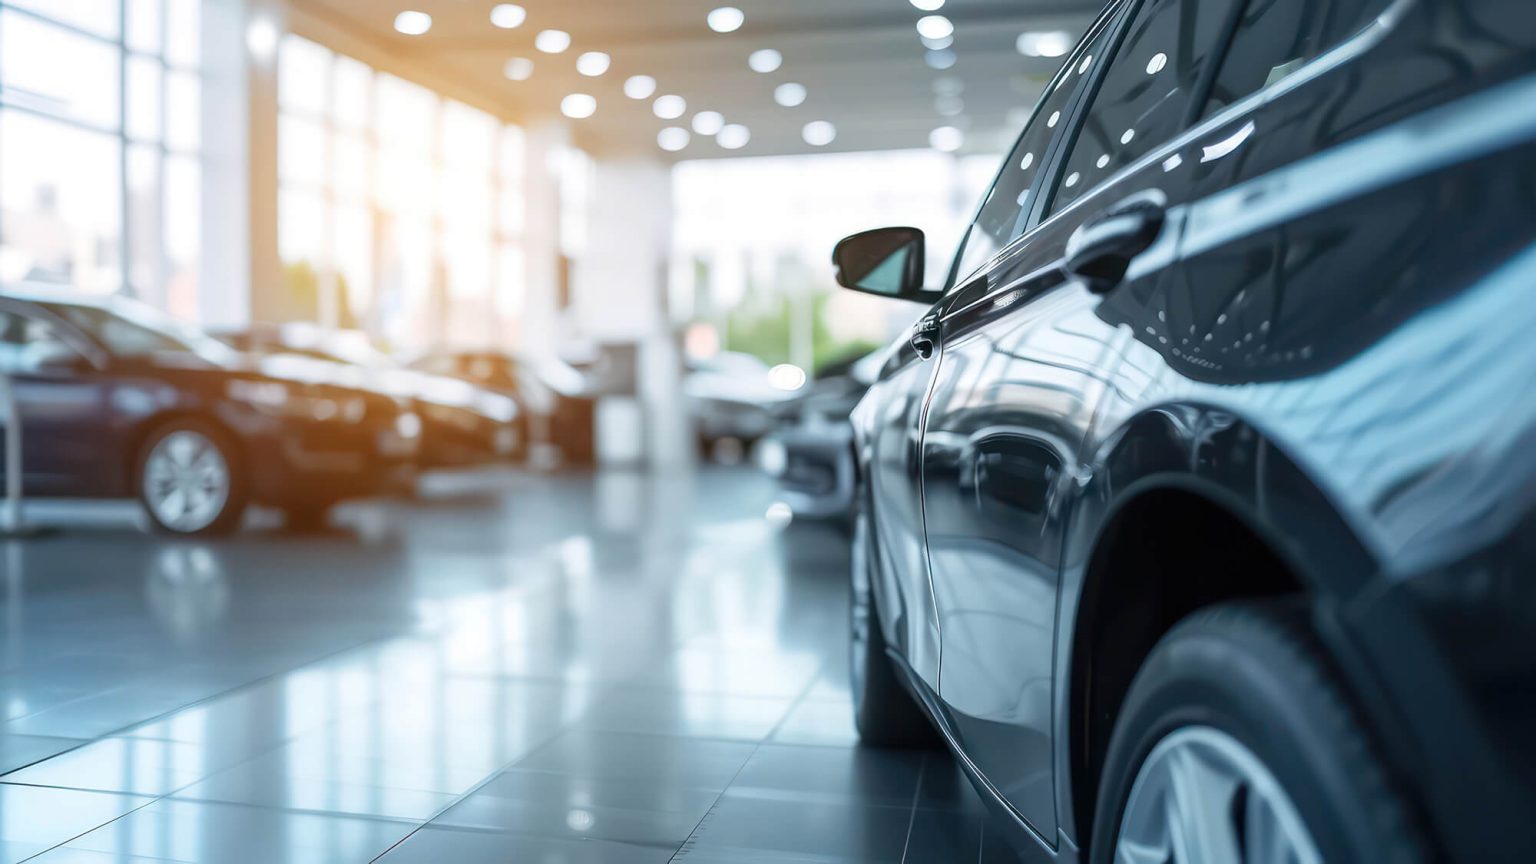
(291, 0, 1103, 160)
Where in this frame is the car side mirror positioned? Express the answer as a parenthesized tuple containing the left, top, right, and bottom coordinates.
(833, 227, 933, 303)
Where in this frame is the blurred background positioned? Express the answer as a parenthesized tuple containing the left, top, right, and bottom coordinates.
(0, 0, 1099, 468)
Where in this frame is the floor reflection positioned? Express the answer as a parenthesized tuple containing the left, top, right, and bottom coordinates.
(0, 468, 1014, 863)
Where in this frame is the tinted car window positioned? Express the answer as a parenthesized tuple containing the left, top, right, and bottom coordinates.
(0, 309, 82, 373)
(1049, 0, 1243, 216)
(947, 15, 1118, 287)
(1203, 0, 1392, 117)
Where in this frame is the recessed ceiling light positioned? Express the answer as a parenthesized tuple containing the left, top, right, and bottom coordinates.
(717, 124, 751, 149)
(916, 15, 954, 40)
(930, 126, 963, 152)
(658, 127, 691, 152)
(802, 121, 836, 146)
(774, 82, 807, 107)
(925, 49, 957, 70)
(535, 29, 571, 53)
(624, 75, 657, 99)
(1016, 30, 1073, 58)
(504, 57, 534, 81)
(576, 51, 610, 76)
(654, 94, 687, 120)
(692, 111, 725, 135)
(394, 11, 431, 36)
(490, 4, 526, 29)
(749, 48, 782, 73)
(561, 93, 597, 119)
(910, 0, 945, 10)
(707, 7, 745, 33)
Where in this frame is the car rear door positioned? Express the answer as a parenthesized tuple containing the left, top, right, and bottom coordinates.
(919, 0, 1247, 840)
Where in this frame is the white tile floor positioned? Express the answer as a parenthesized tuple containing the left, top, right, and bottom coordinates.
(0, 468, 1020, 863)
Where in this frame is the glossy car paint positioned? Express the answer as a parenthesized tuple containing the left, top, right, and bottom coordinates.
(848, 0, 1536, 861)
(0, 295, 416, 508)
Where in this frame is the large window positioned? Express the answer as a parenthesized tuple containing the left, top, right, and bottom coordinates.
(277, 35, 526, 351)
(0, 0, 205, 315)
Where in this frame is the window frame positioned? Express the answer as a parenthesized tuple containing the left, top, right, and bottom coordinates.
(941, 0, 1134, 293)
(1032, 0, 1412, 226)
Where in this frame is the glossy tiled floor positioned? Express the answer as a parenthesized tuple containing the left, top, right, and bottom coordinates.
(0, 468, 1021, 863)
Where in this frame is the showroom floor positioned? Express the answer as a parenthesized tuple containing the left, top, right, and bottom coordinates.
(0, 468, 1019, 863)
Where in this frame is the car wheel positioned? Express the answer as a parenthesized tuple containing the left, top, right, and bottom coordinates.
(138, 419, 247, 537)
(1089, 600, 1428, 864)
(850, 505, 939, 748)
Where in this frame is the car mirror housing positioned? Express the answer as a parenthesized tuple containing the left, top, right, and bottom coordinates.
(833, 227, 933, 302)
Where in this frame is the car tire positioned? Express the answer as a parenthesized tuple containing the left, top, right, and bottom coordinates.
(137, 418, 248, 537)
(850, 507, 940, 749)
(1089, 600, 1428, 864)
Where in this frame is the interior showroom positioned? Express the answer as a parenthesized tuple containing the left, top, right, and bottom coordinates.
(0, 0, 1532, 861)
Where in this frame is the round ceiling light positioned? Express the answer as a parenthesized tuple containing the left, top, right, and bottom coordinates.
(774, 82, 807, 107)
(576, 51, 611, 76)
(561, 93, 597, 119)
(490, 4, 526, 29)
(393, 11, 431, 35)
(504, 57, 534, 81)
(802, 121, 836, 147)
(653, 94, 687, 119)
(930, 125, 964, 152)
(749, 48, 783, 73)
(916, 15, 954, 40)
(658, 127, 691, 152)
(707, 7, 745, 33)
(717, 124, 751, 150)
(535, 29, 571, 53)
(692, 111, 725, 135)
(1016, 30, 1073, 58)
(910, 0, 945, 9)
(624, 75, 657, 99)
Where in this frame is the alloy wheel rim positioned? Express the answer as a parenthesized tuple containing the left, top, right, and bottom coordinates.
(144, 430, 230, 533)
(1115, 726, 1321, 864)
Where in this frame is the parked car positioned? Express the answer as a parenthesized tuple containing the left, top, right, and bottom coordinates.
(218, 324, 520, 469)
(0, 290, 419, 535)
(407, 349, 598, 465)
(835, 1, 1536, 863)
(686, 351, 804, 457)
(759, 350, 882, 522)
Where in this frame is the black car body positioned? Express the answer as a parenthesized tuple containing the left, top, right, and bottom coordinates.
(837, 0, 1536, 861)
(408, 350, 598, 465)
(0, 291, 418, 533)
(220, 324, 521, 469)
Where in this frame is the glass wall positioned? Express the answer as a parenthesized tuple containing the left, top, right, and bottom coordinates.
(276, 35, 526, 353)
(0, 0, 205, 318)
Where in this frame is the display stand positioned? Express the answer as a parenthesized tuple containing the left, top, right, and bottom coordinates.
(0, 374, 48, 539)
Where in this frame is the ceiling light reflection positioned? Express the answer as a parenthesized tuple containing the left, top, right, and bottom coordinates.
(930, 125, 963, 152)
(1016, 30, 1072, 57)
(916, 15, 954, 40)
(560, 93, 597, 119)
(692, 111, 725, 135)
(717, 124, 751, 149)
(925, 49, 957, 70)
(658, 127, 691, 151)
(654, 94, 687, 119)
(802, 121, 836, 146)
(504, 57, 534, 81)
(910, 0, 945, 9)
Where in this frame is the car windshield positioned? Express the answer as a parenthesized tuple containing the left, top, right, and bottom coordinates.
(49, 301, 238, 366)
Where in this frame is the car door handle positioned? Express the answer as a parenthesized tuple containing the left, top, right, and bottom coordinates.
(910, 313, 942, 361)
(1064, 189, 1167, 294)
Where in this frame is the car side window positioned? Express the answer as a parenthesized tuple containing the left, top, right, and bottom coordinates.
(1202, 0, 1393, 117)
(0, 310, 83, 374)
(1048, 0, 1244, 216)
(946, 15, 1118, 289)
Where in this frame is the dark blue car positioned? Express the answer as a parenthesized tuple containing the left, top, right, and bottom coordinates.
(835, 0, 1536, 862)
(0, 289, 420, 535)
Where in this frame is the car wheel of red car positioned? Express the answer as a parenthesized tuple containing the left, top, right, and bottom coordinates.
(137, 418, 248, 537)
(1090, 600, 1428, 864)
